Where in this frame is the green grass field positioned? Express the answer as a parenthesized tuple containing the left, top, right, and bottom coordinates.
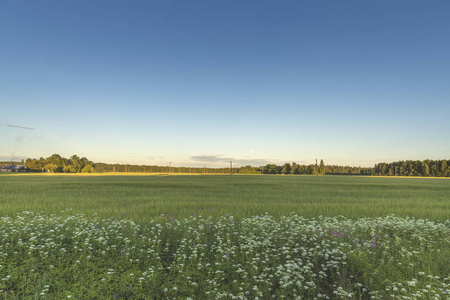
(0, 174, 449, 221)
(1, 174, 449, 299)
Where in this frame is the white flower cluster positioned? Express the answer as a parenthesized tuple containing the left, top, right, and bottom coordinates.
(0, 211, 448, 299)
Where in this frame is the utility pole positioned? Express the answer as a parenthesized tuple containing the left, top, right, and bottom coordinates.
(230, 161, 232, 175)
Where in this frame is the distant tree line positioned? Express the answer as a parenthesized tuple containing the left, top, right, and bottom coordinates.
(21, 155, 373, 175)
(25, 154, 95, 173)
(94, 163, 231, 174)
(20, 154, 449, 177)
(244, 160, 372, 175)
(95, 160, 372, 175)
(373, 160, 450, 177)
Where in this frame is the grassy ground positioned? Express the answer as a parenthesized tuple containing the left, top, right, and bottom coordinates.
(1, 174, 449, 299)
(0, 174, 449, 222)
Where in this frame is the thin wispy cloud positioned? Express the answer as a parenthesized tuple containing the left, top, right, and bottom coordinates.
(145, 155, 165, 161)
(191, 155, 230, 163)
(1, 123, 35, 130)
(191, 155, 272, 167)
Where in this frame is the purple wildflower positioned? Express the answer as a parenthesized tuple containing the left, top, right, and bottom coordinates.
(209, 208, 211, 212)
(206, 222, 210, 226)
(229, 220, 233, 224)
(122, 212, 127, 216)
(93, 224, 97, 228)
(227, 214, 230, 218)
(376, 234, 380, 238)
(191, 213, 195, 217)
(201, 207, 204, 210)
(114, 218, 117, 222)
(192, 244, 196, 249)
(172, 217, 175, 221)
(226, 252, 230, 258)
(371, 242, 376, 247)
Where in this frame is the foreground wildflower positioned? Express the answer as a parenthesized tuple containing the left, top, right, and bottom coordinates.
(0, 212, 448, 299)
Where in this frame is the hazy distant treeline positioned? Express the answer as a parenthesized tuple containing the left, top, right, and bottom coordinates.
(373, 160, 450, 177)
(94, 163, 231, 174)
(22, 154, 230, 174)
(16, 154, 450, 177)
(20, 154, 372, 175)
(96, 161, 372, 175)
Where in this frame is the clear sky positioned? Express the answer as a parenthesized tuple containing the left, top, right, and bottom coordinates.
(1, 0, 449, 168)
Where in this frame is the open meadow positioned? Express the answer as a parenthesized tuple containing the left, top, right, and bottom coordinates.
(0, 174, 449, 299)
(1, 174, 449, 221)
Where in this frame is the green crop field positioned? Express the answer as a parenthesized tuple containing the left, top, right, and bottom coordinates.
(1, 174, 449, 299)
(0, 174, 449, 221)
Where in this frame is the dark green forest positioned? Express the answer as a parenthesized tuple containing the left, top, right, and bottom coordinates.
(373, 160, 450, 177)
(3, 155, 448, 177)
(23, 154, 95, 173)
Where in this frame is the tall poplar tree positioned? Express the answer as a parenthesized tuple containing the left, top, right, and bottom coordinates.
(319, 159, 325, 175)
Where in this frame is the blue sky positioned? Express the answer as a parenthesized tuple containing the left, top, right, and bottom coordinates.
(1, 0, 449, 167)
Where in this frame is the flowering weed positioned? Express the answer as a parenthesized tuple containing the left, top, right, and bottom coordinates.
(0, 211, 448, 299)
